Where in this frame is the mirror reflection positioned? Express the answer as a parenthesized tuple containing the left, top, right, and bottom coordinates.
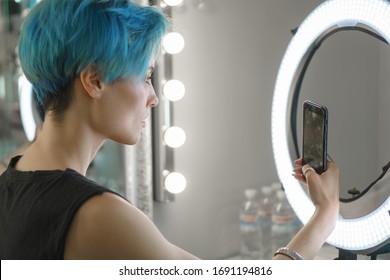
(0, 0, 27, 161)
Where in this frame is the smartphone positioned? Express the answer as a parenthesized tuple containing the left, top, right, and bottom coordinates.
(302, 100, 328, 174)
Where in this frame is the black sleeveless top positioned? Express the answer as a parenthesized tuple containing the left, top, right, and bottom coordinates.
(0, 156, 122, 259)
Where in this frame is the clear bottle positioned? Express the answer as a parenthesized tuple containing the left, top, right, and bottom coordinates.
(271, 190, 297, 254)
(271, 182, 282, 194)
(261, 185, 275, 218)
(239, 189, 264, 259)
(259, 185, 274, 259)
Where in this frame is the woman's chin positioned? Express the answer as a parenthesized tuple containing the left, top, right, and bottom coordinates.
(110, 132, 141, 146)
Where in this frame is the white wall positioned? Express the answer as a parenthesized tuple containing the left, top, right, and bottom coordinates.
(153, 0, 387, 259)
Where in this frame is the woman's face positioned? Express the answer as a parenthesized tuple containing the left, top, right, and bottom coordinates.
(91, 66, 158, 145)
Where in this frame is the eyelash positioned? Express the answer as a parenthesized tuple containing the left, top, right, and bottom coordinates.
(145, 74, 153, 84)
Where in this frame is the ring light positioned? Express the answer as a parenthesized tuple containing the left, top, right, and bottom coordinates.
(271, 0, 390, 254)
(18, 75, 37, 142)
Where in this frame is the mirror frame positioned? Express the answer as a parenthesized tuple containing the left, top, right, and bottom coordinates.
(271, 0, 390, 254)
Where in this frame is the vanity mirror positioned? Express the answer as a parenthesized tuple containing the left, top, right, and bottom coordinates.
(271, 0, 390, 256)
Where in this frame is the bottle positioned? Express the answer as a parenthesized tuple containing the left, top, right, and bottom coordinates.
(239, 189, 264, 259)
(259, 185, 274, 259)
(271, 190, 297, 254)
(271, 182, 282, 194)
(260, 185, 275, 218)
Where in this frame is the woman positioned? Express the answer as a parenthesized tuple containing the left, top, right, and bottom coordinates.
(0, 0, 339, 260)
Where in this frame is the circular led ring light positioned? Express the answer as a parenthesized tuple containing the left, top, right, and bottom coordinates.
(18, 75, 37, 142)
(272, 0, 390, 253)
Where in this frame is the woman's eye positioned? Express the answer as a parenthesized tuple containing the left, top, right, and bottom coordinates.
(145, 74, 153, 84)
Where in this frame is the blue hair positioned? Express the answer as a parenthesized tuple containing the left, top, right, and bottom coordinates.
(18, 0, 169, 113)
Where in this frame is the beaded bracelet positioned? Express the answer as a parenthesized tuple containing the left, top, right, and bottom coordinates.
(274, 247, 304, 260)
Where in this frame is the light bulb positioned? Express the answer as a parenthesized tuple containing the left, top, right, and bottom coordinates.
(163, 0, 183, 6)
(164, 126, 186, 148)
(165, 172, 186, 194)
(163, 79, 185, 101)
(163, 32, 185, 54)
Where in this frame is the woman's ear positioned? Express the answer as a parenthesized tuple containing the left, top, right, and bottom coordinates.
(79, 65, 105, 98)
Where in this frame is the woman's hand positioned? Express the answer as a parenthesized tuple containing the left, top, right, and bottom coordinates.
(293, 158, 339, 218)
(273, 158, 340, 260)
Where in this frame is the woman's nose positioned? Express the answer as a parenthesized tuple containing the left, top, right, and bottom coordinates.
(149, 86, 159, 108)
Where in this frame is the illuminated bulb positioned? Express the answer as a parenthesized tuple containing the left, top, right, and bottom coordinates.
(165, 172, 186, 194)
(164, 126, 186, 148)
(163, 79, 185, 101)
(163, 0, 183, 6)
(163, 32, 185, 54)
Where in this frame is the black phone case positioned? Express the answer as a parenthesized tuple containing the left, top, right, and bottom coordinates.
(302, 100, 328, 174)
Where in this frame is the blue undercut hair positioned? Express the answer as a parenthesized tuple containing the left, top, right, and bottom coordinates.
(18, 0, 169, 114)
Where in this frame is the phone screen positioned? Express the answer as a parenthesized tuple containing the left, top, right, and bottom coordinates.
(302, 100, 328, 174)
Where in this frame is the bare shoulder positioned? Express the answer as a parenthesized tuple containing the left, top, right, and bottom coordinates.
(64, 192, 197, 259)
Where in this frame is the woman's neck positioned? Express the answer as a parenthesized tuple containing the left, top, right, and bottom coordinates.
(15, 110, 105, 176)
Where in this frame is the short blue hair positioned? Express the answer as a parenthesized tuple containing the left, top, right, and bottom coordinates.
(18, 0, 169, 113)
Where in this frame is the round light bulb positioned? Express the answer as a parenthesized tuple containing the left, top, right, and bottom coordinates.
(164, 126, 186, 148)
(163, 79, 185, 101)
(163, 32, 185, 54)
(163, 0, 183, 6)
(165, 172, 186, 194)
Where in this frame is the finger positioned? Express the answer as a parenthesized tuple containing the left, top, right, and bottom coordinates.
(325, 160, 339, 175)
(293, 167, 303, 175)
(292, 164, 306, 184)
(292, 173, 306, 184)
(302, 164, 316, 178)
(294, 158, 303, 166)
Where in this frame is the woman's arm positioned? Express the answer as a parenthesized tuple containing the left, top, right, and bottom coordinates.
(64, 158, 338, 260)
(64, 192, 199, 259)
(273, 159, 339, 260)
